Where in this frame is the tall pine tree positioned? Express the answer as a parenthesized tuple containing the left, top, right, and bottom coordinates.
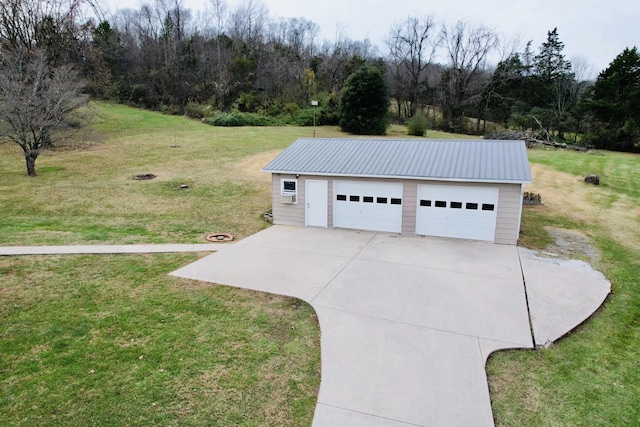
(534, 28, 572, 83)
(530, 28, 577, 138)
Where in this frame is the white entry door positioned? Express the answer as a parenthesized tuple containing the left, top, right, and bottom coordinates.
(306, 180, 328, 227)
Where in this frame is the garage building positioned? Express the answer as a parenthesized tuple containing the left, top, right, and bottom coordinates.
(263, 138, 532, 245)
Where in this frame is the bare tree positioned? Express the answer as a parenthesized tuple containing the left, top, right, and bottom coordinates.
(206, 0, 228, 36)
(438, 21, 499, 132)
(206, 0, 228, 75)
(203, 0, 231, 107)
(386, 15, 439, 119)
(0, 49, 89, 176)
(274, 16, 319, 57)
(0, 0, 84, 65)
(317, 28, 377, 94)
(259, 17, 320, 104)
(228, 0, 268, 53)
(571, 55, 596, 82)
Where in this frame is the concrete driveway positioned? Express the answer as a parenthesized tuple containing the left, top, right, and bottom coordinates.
(171, 226, 610, 427)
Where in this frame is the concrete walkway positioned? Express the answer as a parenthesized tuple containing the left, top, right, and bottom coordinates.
(0, 243, 229, 256)
(171, 225, 611, 427)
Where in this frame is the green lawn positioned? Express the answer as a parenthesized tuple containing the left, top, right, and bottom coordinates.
(0, 103, 476, 426)
(0, 254, 320, 426)
(2, 103, 639, 425)
(528, 147, 640, 199)
(488, 147, 640, 426)
(0, 103, 303, 245)
(0, 103, 475, 246)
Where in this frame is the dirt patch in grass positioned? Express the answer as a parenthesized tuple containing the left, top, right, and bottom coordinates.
(234, 149, 282, 184)
(542, 227, 601, 264)
(526, 163, 640, 252)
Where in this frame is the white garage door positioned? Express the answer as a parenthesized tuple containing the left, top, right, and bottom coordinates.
(416, 184, 498, 241)
(334, 181, 403, 233)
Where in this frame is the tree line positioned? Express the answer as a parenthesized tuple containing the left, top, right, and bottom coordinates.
(1, 0, 639, 177)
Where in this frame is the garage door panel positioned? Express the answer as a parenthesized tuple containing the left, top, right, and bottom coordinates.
(416, 185, 498, 241)
(334, 181, 403, 233)
(419, 219, 492, 240)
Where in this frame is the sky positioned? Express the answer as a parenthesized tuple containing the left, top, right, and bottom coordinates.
(104, 0, 640, 77)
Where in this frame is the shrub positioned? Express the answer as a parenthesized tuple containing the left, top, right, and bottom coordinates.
(159, 104, 182, 115)
(232, 93, 260, 113)
(283, 102, 301, 117)
(407, 113, 429, 136)
(320, 93, 340, 125)
(184, 102, 214, 119)
(203, 112, 280, 127)
(293, 108, 318, 126)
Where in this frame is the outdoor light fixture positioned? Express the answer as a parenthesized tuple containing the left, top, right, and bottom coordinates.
(311, 100, 318, 138)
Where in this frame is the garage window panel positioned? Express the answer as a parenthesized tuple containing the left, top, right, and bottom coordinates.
(390, 198, 402, 205)
(466, 202, 478, 210)
(350, 195, 360, 202)
(435, 201, 446, 208)
(482, 204, 495, 211)
(337, 194, 347, 201)
(363, 196, 374, 203)
(420, 200, 432, 207)
(451, 201, 462, 209)
(377, 197, 388, 204)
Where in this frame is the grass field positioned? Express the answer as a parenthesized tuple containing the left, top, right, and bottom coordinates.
(1, 103, 639, 425)
(0, 254, 320, 426)
(489, 147, 640, 426)
(0, 103, 476, 426)
(1, 103, 301, 245)
(0, 103, 474, 246)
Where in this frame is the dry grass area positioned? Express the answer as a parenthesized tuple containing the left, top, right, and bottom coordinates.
(234, 150, 283, 185)
(525, 163, 640, 252)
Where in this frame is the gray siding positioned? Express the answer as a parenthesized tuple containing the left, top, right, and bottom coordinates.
(402, 181, 418, 235)
(327, 180, 334, 228)
(270, 174, 523, 244)
(494, 183, 523, 245)
(271, 174, 305, 227)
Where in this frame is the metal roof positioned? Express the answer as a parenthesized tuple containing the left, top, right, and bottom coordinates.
(263, 138, 532, 184)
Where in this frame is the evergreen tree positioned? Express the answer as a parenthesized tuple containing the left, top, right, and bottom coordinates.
(485, 53, 528, 126)
(534, 28, 572, 83)
(584, 47, 640, 151)
(528, 28, 578, 137)
(339, 66, 390, 135)
(530, 28, 574, 110)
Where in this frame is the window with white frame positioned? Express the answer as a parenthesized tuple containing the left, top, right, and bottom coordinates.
(280, 178, 298, 204)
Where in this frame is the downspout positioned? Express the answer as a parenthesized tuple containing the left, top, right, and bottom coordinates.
(517, 183, 525, 242)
